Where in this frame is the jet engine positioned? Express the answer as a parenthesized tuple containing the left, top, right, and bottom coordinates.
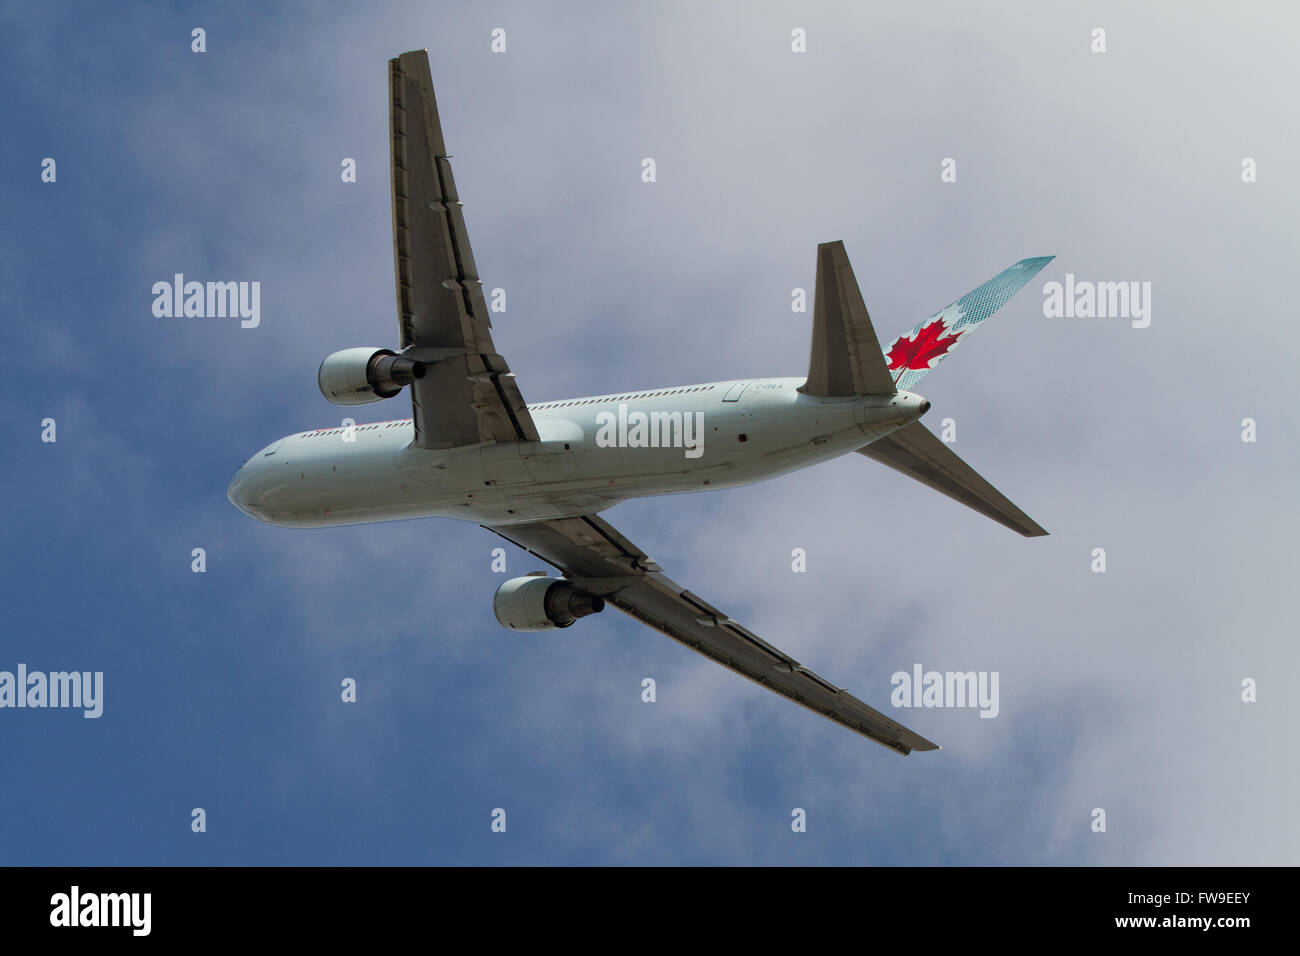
(493, 575, 605, 631)
(318, 347, 426, 405)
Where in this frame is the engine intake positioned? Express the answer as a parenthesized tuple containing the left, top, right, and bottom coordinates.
(493, 575, 605, 631)
(318, 347, 427, 406)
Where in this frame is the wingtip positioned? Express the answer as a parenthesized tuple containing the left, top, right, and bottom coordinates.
(907, 739, 942, 753)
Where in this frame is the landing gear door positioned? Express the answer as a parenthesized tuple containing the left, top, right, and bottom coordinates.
(520, 418, 584, 482)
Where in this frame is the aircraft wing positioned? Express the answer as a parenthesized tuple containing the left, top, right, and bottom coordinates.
(388, 50, 539, 448)
(486, 515, 940, 755)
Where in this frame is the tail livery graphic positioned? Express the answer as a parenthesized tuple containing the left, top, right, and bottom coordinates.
(884, 256, 1054, 391)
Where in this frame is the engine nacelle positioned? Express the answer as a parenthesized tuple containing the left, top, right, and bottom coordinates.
(318, 347, 426, 406)
(493, 575, 605, 631)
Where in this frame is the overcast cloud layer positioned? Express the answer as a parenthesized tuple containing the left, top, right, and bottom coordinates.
(1, 1, 1296, 865)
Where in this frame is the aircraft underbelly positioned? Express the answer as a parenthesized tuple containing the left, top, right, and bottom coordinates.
(255, 385, 899, 528)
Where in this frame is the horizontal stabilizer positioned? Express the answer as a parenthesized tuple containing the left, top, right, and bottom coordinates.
(801, 241, 897, 397)
(857, 423, 1047, 537)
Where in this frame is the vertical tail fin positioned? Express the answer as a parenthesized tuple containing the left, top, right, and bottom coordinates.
(883, 256, 1054, 391)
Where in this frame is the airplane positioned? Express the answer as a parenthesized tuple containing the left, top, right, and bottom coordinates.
(227, 50, 1052, 755)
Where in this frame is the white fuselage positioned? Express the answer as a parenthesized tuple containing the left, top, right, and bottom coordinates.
(227, 377, 928, 528)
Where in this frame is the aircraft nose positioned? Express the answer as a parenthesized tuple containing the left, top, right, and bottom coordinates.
(227, 461, 277, 520)
(229, 440, 289, 520)
(227, 470, 257, 516)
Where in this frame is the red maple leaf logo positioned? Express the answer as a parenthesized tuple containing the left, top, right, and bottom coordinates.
(886, 318, 962, 375)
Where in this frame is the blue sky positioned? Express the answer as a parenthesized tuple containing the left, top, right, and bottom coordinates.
(1, 1, 1296, 865)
